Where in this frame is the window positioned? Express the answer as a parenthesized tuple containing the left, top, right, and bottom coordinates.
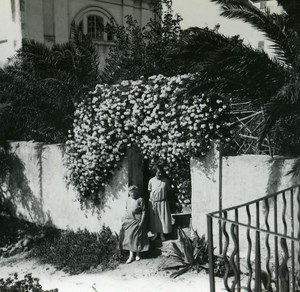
(74, 8, 115, 42)
(87, 15, 104, 40)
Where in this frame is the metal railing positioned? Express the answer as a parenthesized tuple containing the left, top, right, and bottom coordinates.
(207, 185, 300, 292)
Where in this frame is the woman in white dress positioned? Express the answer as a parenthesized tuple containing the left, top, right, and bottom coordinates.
(148, 166, 172, 241)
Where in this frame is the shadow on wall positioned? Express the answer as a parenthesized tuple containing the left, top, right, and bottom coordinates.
(60, 144, 128, 217)
(0, 143, 53, 225)
(100, 160, 128, 210)
(266, 157, 300, 194)
(266, 157, 285, 195)
(192, 144, 219, 182)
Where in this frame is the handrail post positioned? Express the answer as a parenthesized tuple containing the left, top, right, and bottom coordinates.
(235, 209, 241, 292)
(207, 215, 215, 292)
(218, 143, 223, 254)
(255, 201, 262, 292)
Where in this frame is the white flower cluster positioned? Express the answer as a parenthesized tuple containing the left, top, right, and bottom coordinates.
(66, 74, 231, 200)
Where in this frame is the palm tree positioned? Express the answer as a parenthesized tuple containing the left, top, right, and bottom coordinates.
(0, 25, 100, 143)
(173, 0, 300, 156)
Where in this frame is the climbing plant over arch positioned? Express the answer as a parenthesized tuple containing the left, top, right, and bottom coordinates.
(66, 74, 232, 204)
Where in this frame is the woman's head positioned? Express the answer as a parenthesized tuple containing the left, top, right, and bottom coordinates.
(155, 165, 165, 179)
(128, 185, 139, 199)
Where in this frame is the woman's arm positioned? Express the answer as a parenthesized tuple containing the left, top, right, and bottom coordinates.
(139, 198, 146, 226)
(139, 210, 146, 226)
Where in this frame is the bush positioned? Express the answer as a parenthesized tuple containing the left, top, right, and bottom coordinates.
(103, 0, 183, 83)
(0, 273, 56, 292)
(0, 215, 42, 248)
(30, 226, 123, 274)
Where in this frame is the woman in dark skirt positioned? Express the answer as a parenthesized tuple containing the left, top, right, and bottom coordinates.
(119, 185, 149, 263)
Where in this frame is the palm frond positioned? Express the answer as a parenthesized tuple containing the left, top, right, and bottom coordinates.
(259, 79, 300, 144)
(286, 158, 300, 177)
(276, 0, 300, 34)
(174, 27, 286, 104)
(0, 25, 98, 142)
(212, 0, 300, 69)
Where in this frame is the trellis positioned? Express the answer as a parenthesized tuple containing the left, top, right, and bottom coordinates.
(230, 101, 275, 156)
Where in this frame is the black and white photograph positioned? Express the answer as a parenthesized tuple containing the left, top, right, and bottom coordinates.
(0, 0, 300, 291)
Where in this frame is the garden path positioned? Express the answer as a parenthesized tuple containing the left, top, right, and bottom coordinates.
(0, 240, 226, 292)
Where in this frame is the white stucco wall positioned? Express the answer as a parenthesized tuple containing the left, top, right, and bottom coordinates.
(222, 155, 298, 208)
(191, 142, 221, 235)
(2, 141, 128, 233)
(191, 144, 300, 259)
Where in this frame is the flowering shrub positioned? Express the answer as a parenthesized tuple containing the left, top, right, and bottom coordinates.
(0, 273, 56, 292)
(66, 74, 231, 204)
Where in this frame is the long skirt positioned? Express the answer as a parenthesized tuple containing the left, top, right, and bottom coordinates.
(119, 219, 149, 252)
(148, 200, 172, 234)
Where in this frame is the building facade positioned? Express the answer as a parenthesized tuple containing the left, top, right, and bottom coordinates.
(0, 0, 154, 66)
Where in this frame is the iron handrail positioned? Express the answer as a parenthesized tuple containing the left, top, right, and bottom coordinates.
(210, 214, 299, 242)
(207, 184, 300, 292)
(208, 183, 300, 216)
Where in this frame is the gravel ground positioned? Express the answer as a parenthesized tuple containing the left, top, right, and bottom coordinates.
(0, 250, 226, 292)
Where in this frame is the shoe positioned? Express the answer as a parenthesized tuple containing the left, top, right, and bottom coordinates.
(135, 256, 140, 261)
(150, 234, 158, 241)
(160, 234, 166, 241)
(126, 257, 134, 264)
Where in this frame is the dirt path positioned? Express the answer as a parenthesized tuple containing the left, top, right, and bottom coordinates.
(0, 249, 225, 292)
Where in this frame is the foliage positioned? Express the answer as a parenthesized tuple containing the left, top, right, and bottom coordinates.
(272, 114, 300, 156)
(0, 273, 56, 292)
(0, 146, 10, 181)
(162, 228, 230, 278)
(176, 180, 191, 207)
(66, 74, 232, 204)
(0, 25, 100, 143)
(162, 228, 209, 278)
(173, 0, 300, 155)
(0, 215, 42, 248)
(0, 144, 22, 215)
(30, 226, 123, 274)
(103, 0, 184, 83)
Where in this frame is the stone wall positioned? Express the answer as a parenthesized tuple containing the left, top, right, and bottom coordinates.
(0, 141, 128, 233)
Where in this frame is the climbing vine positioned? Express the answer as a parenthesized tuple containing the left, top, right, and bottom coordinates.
(66, 74, 232, 204)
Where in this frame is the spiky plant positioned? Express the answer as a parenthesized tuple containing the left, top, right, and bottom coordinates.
(162, 228, 209, 278)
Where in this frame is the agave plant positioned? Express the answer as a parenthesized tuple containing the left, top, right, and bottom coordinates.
(162, 227, 209, 278)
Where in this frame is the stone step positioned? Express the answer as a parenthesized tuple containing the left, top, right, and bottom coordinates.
(171, 212, 191, 228)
